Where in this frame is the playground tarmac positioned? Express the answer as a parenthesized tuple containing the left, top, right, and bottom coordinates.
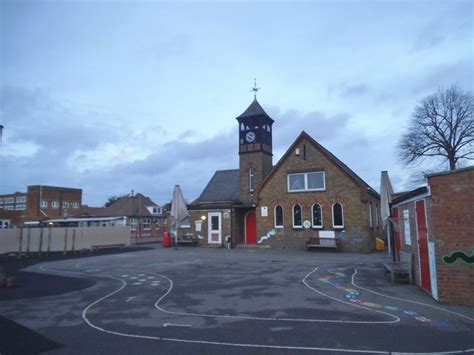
(0, 245, 473, 355)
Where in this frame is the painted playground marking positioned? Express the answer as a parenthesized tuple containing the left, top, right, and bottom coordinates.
(34, 260, 474, 354)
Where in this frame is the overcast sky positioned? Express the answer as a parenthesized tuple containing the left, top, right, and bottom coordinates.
(0, 1, 472, 206)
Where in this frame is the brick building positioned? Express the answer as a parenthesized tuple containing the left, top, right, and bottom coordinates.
(0, 185, 82, 227)
(391, 166, 474, 306)
(188, 98, 381, 252)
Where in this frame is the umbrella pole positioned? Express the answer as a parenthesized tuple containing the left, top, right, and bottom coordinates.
(386, 225, 391, 257)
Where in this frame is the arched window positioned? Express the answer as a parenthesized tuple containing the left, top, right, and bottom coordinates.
(292, 204, 302, 228)
(312, 203, 323, 228)
(274, 205, 283, 228)
(368, 202, 373, 228)
(240, 123, 245, 131)
(332, 203, 344, 228)
(248, 167, 254, 192)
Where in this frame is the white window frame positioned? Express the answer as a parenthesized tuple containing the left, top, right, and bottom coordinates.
(274, 205, 284, 228)
(63, 201, 69, 209)
(292, 204, 303, 228)
(287, 171, 326, 192)
(130, 218, 137, 230)
(143, 218, 151, 229)
(72, 202, 80, 209)
(16, 196, 26, 203)
(403, 209, 411, 245)
(332, 202, 344, 228)
(40, 200, 48, 208)
(311, 203, 323, 228)
(51, 200, 59, 209)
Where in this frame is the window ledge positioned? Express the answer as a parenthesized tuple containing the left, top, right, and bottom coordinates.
(274, 226, 284, 229)
(312, 226, 323, 229)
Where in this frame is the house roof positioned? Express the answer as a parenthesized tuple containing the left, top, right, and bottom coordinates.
(425, 165, 474, 178)
(193, 169, 240, 204)
(391, 186, 429, 206)
(80, 193, 161, 217)
(255, 131, 379, 198)
(236, 99, 274, 122)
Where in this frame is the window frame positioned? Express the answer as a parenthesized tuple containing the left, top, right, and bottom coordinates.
(292, 204, 303, 229)
(143, 218, 151, 229)
(368, 202, 373, 228)
(287, 171, 326, 192)
(274, 204, 284, 228)
(332, 202, 344, 228)
(311, 203, 323, 228)
(248, 167, 254, 192)
(40, 200, 48, 208)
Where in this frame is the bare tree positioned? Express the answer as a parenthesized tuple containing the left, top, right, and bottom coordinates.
(398, 85, 474, 170)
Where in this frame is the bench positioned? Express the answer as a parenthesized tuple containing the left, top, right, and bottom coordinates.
(383, 251, 413, 284)
(175, 234, 198, 247)
(306, 237, 340, 252)
(91, 243, 126, 251)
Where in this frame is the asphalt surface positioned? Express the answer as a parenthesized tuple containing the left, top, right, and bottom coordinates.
(0, 245, 473, 355)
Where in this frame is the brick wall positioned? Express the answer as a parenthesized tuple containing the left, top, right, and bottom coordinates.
(188, 209, 232, 247)
(256, 137, 380, 252)
(239, 152, 272, 204)
(428, 168, 474, 306)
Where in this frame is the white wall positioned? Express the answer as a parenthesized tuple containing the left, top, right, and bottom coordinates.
(0, 227, 131, 255)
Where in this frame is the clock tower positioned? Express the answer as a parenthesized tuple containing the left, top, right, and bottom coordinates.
(236, 98, 274, 202)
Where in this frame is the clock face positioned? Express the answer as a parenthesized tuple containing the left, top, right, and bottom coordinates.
(245, 131, 256, 143)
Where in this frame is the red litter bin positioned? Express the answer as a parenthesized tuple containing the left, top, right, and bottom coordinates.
(162, 231, 171, 248)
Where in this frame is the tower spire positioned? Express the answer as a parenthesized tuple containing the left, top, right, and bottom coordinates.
(251, 78, 260, 101)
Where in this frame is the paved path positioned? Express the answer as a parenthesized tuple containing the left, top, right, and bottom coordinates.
(1, 247, 473, 354)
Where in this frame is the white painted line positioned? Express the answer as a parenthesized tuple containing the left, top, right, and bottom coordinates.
(163, 323, 192, 328)
(146, 276, 155, 279)
(36, 260, 474, 354)
(130, 277, 138, 279)
(126, 296, 136, 302)
(351, 269, 474, 322)
(121, 275, 129, 277)
(138, 274, 146, 276)
(132, 282, 142, 285)
(139, 279, 147, 282)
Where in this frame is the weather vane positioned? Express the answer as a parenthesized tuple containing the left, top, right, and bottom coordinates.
(251, 78, 260, 100)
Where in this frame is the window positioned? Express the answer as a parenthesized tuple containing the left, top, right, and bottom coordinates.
(40, 200, 48, 208)
(152, 207, 162, 215)
(0, 198, 3, 204)
(143, 218, 151, 229)
(292, 204, 302, 228)
(72, 202, 80, 209)
(5, 197, 14, 204)
(332, 203, 344, 228)
(15, 204, 26, 211)
(403, 209, 411, 245)
(368, 202, 373, 228)
(4, 205, 14, 210)
(52, 201, 59, 208)
(130, 218, 137, 229)
(274, 205, 284, 228)
(375, 204, 379, 227)
(63, 201, 69, 209)
(16, 196, 26, 203)
(312, 203, 323, 228)
(288, 171, 325, 192)
(249, 168, 254, 192)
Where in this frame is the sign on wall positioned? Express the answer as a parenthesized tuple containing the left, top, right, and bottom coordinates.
(195, 220, 202, 232)
(261, 206, 268, 217)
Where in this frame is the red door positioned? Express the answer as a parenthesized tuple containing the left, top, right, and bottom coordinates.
(416, 200, 431, 293)
(392, 207, 401, 261)
(245, 211, 257, 244)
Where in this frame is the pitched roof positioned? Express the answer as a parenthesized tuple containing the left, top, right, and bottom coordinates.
(194, 169, 240, 203)
(236, 99, 274, 122)
(80, 193, 160, 217)
(256, 131, 379, 198)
